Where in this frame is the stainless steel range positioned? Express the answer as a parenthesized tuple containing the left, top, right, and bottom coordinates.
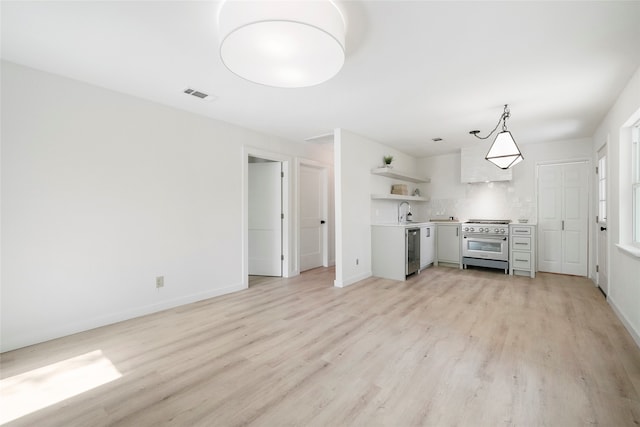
(462, 219, 510, 273)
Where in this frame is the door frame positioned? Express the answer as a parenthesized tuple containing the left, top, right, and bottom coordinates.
(535, 158, 592, 277)
(596, 142, 609, 294)
(243, 147, 292, 287)
(297, 159, 330, 271)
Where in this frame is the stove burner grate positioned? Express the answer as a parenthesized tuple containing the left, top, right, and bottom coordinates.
(465, 219, 511, 225)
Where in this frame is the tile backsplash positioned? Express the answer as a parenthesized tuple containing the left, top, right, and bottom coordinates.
(421, 181, 536, 222)
(372, 181, 536, 224)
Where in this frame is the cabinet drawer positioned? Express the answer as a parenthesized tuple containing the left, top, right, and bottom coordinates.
(512, 236, 531, 251)
(512, 251, 531, 269)
(511, 226, 531, 235)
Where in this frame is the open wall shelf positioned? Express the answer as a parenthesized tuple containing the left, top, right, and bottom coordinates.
(370, 167, 430, 183)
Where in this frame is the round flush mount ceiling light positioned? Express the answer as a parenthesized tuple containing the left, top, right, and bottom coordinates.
(218, 0, 346, 88)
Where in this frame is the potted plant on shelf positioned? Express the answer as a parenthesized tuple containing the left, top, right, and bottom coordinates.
(383, 155, 393, 168)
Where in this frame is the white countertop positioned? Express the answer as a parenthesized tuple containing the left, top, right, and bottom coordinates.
(372, 222, 435, 228)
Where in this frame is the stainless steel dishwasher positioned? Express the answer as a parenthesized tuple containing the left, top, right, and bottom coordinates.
(406, 228, 420, 276)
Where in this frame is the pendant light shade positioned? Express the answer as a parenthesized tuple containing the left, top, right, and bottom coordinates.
(485, 131, 524, 169)
(218, 0, 346, 88)
(470, 104, 524, 169)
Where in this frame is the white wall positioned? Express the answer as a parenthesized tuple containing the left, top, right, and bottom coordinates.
(334, 129, 417, 287)
(0, 61, 333, 351)
(417, 138, 592, 223)
(592, 66, 640, 346)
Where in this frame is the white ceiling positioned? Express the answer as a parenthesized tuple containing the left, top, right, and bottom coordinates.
(2, 1, 640, 157)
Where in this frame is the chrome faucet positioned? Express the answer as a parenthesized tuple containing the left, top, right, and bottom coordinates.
(398, 201, 412, 223)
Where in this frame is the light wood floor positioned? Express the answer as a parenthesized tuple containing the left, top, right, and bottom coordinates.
(1, 266, 639, 426)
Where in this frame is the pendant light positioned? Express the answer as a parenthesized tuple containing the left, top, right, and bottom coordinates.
(217, 0, 346, 88)
(469, 104, 524, 169)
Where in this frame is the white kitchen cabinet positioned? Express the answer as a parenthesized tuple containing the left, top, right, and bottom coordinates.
(435, 223, 462, 268)
(371, 225, 407, 281)
(460, 145, 512, 183)
(509, 224, 536, 278)
(420, 224, 435, 270)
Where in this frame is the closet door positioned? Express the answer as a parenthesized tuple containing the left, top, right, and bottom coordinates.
(538, 164, 563, 273)
(537, 162, 588, 276)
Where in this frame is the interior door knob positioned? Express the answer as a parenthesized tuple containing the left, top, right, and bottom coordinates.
(600, 226, 607, 231)
(320, 220, 326, 224)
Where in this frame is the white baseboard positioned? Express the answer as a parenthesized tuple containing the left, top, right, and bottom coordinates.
(1, 282, 246, 353)
(608, 296, 640, 349)
(334, 271, 372, 288)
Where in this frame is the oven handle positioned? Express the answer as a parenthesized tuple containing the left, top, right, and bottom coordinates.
(463, 236, 507, 242)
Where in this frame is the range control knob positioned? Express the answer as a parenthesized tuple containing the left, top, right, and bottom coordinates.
(501, 229, 506, 233)
(469, 227, 475, 232)
(494, 228, 499, 233)
(464, 227, 469, 231)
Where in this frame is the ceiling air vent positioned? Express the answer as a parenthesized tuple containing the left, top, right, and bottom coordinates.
(183, 88, 216, 101)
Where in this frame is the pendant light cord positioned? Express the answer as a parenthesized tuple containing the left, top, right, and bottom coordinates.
(470, 104, 510, 140)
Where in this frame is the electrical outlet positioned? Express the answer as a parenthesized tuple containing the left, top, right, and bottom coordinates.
(156, 276, 164, 289)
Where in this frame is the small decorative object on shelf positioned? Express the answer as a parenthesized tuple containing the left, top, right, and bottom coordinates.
(391, 184, 408, 195)
(413, 188, 421, 197)
(383, 155, 393, 168)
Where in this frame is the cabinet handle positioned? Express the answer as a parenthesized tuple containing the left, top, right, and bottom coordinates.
(514, 242, 527, 245)
(456, 228, 459, 237)
(562, 220, 565, 230)
(515, 258, 528, 262)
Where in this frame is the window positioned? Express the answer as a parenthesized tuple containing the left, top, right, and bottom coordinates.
(633, 122, 640, 246)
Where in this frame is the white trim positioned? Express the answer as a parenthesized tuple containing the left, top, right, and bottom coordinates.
(608, 296, 640, 349)
(298, 158, 331, 271)
(535, 159, 591, 278)
(615, 243, 640, 258)
(0, 281, 245, 353)
(596, 143, 609, 292)
(243, 146, 294, 285)
(334, 271, 372, 288)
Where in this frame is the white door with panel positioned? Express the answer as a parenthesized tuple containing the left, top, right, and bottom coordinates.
(537, 162, 588, 276)
(596, 147, 608, 294)
(248, 162, 282, 276)
(300, 164, 326, 272)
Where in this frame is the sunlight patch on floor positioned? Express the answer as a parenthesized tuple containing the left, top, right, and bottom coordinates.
(0, 350, 122, 424)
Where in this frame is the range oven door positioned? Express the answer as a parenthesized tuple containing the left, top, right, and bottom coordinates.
(462, 234, 508, 261)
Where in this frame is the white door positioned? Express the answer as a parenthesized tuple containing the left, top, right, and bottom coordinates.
(597, 147, 608, 294)
(538, 164, 563, 273)
(300, 164, 325, 272)
(248, 162, 282, 276)
(537, 162, 588, 276)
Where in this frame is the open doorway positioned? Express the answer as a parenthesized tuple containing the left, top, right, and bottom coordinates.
(248, 157, 282, 279)
(243, 148, 291, 288)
